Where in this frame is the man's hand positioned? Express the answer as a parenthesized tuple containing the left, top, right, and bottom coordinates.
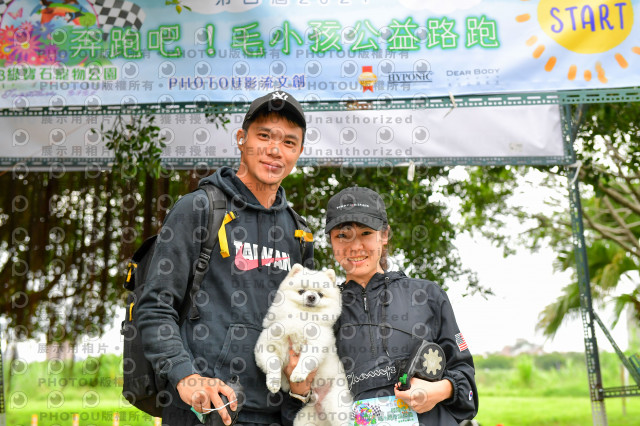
(283, 344, 316, 396)
(393, 378, 453, 414)
(177, 374, 237, 425)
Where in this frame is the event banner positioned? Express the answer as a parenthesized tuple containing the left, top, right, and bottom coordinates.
(0, 0, 639, 109)
(1, 104, 566, 169)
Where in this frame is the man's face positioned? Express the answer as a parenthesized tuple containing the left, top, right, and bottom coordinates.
(237, 113, 303, 190)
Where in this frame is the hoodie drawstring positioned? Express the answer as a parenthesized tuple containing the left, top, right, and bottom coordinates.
(257, 211, 263, 272)
(272, 212, 277, 267)
(257, 211, 279, 272)
(381, 274, 391, 357)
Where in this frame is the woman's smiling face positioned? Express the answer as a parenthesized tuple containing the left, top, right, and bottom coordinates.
(330, 223, 388, 287)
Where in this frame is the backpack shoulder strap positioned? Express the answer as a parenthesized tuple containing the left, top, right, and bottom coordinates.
(185, 183, 228, 322)
(287, 205, 314, 268)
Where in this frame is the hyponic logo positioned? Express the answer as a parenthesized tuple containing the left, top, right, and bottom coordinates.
(233, 241, 291, 271)
(388, 71, 433, 83)
(346, 365, 396, 390)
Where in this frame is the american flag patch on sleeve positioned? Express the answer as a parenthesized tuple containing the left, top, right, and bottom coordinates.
(455, 333, 468, 352)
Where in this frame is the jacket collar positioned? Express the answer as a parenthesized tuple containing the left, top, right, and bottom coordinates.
(201, 166, 288, 212)
(341, 270, 406, 293)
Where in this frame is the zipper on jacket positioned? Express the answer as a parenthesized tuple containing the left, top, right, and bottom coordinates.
(362, 288, 368, 313)
(362, 287, 376, 357)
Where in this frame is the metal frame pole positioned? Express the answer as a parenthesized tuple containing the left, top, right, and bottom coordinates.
(565, 104, 607, 425)
(0, 327, 5, 426)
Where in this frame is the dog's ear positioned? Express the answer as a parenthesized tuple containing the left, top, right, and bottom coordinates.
(325, 268, 336, 283)
(289, 263, 305, 277)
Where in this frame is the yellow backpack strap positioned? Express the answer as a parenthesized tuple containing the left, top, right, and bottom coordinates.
(288, 206, 313, 267)
(218, 211, 237, 258)
(125, 262, 136, 284)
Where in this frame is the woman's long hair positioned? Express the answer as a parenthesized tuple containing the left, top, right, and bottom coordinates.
(380, 224, 391, 271)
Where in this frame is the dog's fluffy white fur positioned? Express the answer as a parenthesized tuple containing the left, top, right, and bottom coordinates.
(255, 264, 352, 426)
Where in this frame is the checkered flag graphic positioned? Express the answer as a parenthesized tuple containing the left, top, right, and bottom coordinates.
(372, 404, 383, 417)
(92, 0, 146, 38)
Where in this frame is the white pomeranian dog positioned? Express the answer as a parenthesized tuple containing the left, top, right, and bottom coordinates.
(255, 264, 352, 426)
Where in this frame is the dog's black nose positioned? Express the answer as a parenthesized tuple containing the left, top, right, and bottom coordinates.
(306, 294, 317, 304)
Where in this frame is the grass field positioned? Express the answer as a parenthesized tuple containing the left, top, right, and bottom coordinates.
(7, 397, 640, 426)
(4, 352, 640, 425)
(477, 396, 640, 426)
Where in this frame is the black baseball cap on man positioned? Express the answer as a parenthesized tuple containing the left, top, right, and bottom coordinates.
(325, 186, 388, 233)
(242, 90, 306, 130)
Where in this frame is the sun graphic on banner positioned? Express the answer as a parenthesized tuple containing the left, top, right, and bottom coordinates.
(516, 0, 638, 83)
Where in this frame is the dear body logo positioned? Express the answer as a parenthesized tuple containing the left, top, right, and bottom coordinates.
(518, 0, 637, 82)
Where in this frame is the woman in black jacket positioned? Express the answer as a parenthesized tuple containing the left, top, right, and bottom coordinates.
(284, 186, 478, 425)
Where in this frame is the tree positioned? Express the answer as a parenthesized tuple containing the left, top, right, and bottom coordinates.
(0, 114, 195, 351)
(578, 103, 640, 262)
(535, 103, 640, 339)
(285, 165, 489, 294)
(2, 138, 501, 350)
(537, 238, 638, 338)
(453, 102, 640, 339)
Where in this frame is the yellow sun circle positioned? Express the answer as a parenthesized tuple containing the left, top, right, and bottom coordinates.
(537, 0, 634, 54)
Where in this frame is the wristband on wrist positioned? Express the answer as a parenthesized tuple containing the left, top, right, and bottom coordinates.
(289, 390, 312, 403)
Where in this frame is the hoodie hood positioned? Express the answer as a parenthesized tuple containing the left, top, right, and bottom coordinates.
(200, 166, 289, 212)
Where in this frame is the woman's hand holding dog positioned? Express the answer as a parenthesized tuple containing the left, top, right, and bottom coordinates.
(177, 373, 237, 425)
(394, 377, 453, 414)
(283, 345, 316, 396)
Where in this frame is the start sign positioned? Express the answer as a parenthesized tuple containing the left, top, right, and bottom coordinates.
(538, 0, 634, 54)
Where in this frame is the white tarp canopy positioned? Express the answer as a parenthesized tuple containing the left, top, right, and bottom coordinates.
(2, 104, 566, 170)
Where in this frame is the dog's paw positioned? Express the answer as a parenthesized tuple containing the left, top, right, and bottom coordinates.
(289, 370, 308, 384)
(291, 343, 303, 353)
(266, 377, 281, 394)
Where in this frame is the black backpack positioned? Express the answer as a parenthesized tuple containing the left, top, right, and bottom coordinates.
(120, 182, 312, 417)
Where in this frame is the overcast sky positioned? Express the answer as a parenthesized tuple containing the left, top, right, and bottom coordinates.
(444, 168, 634, 356)
(449, 232, 632, 355)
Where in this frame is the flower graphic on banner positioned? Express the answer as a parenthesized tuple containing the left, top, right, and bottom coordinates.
(0, 24, 16, 59)
(517, 0, 637, 82)
(0, 1, 92, 66)
(0, 0, 145, 67)
(10, 27, 43, 63)
(0, 40, 10, 59)
(18, 20, 34, 33)
(0, 19, 65, 65)
(40, 42, 59, 64)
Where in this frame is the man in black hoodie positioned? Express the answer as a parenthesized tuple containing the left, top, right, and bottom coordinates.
(137, 91, 314, 426)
